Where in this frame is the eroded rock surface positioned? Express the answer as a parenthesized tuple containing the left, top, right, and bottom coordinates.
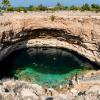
(0, 12, 100, 65)
(0, 79, 100, 100)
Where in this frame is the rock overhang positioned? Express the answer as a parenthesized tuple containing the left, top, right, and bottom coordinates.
(0, 12, 100, 66)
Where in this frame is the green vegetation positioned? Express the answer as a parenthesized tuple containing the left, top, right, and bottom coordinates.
(0, 1, 100, 12)
(54, 3, 65, 10)
(70, 5, 81, 10)
(50, 15, 55, 21)
(16, 7, 27, 13)
(1, 0, 11, 11)
(7, 6, 15, 11)
(36, 4, 48, 11)
(81, 3, 90, 11)
(28, 5, 36, 11)
(91, 3, 100, 12)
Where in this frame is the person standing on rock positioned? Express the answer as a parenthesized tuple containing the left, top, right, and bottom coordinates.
(68, 77, 74, 88)
(75, 73, 79, 84)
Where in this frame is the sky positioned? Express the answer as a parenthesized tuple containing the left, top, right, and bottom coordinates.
(0, 0, 100, 7)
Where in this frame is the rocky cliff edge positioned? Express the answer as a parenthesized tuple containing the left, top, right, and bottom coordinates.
(0, 12, 100, 65)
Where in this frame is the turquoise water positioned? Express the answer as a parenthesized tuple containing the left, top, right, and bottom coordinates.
(16, 64, 82, 87)
(0, 47, 92, 87)
(15, 66, 83, 87)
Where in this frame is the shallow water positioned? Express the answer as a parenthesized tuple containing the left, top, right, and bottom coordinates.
(0, 47, 94, 87)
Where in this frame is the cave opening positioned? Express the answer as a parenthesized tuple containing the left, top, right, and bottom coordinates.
(0, 47, 99, 87)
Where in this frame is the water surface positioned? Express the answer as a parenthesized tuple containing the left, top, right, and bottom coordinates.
(0, 47, 94, 87)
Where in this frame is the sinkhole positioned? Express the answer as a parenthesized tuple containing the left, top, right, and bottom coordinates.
(0, 47, 99, 87)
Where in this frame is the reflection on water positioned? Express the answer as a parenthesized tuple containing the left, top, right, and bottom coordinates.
(0, 47, 95, 87)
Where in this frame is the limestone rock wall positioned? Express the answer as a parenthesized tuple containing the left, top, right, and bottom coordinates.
(0, 12, 100, 65)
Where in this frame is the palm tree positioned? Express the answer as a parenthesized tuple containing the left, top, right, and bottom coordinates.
(2, 0, 11, 11)
(81, 3, 90, 11)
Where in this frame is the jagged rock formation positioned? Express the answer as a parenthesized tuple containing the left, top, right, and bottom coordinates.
(0, 79, 100, 100)
(0, 12, 100, 66)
